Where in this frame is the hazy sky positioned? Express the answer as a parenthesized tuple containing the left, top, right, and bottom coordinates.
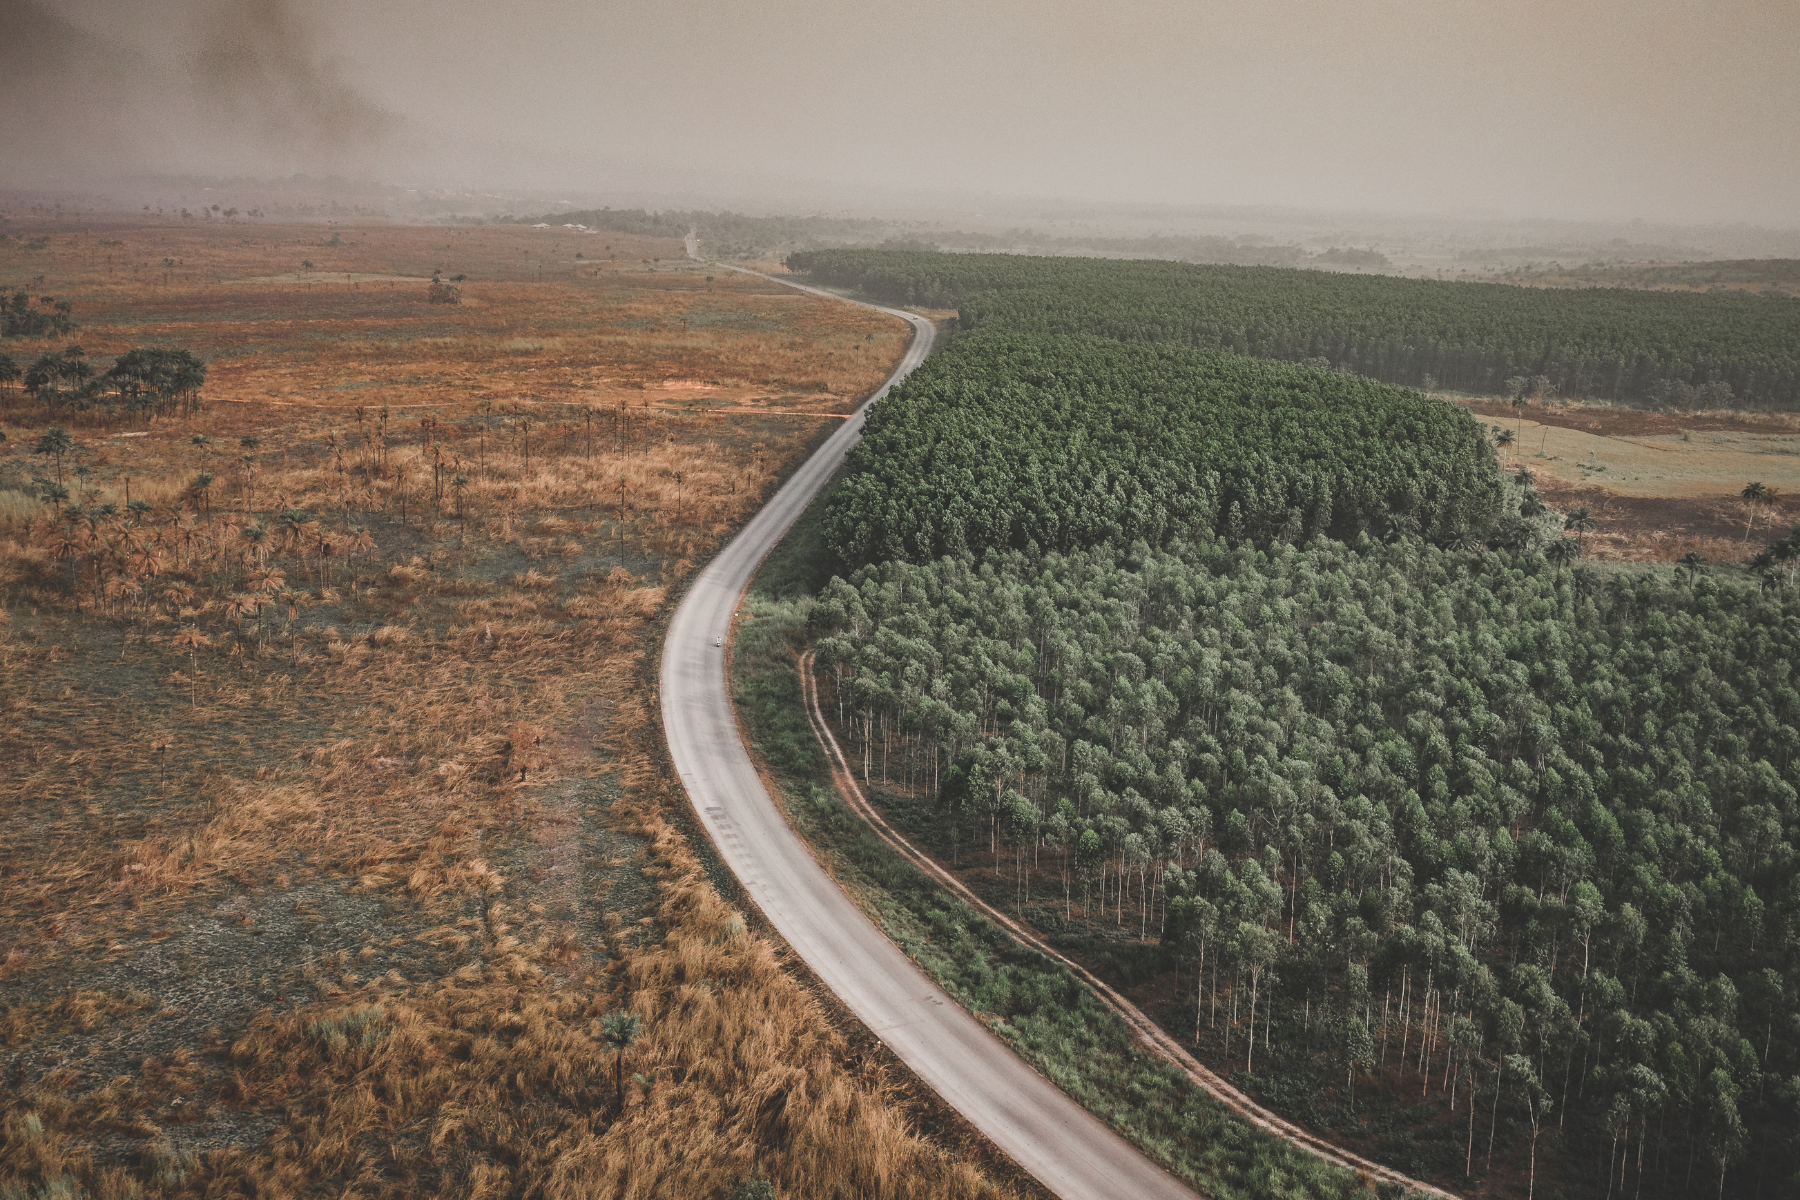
(6, 0, 1797, 224)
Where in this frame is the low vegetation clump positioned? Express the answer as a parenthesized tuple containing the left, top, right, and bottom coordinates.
(787, 249, 1800, 409)
(2, 289, 77, 339)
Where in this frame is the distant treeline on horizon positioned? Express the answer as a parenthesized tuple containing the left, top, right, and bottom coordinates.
(513, 207, 1311, 268)
(788, 249, 1800, 409)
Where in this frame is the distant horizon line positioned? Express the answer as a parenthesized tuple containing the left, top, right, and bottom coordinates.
(2, 173, 1797, 237)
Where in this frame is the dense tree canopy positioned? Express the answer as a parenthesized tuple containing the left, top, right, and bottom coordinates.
(787, 250, 1800, 408)
(812, 533, 1800, 1194)
(796, 246, 1800, 1192)
(827, 330, 1503, 564)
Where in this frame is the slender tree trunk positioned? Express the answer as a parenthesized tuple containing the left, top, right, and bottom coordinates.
(1487, 1056, 1504, 1171)
(1245, 968, 1259, 1073)
(1467, 1062, 1478, 1178)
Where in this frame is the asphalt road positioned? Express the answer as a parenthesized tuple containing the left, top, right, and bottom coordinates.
(658, 276, 1200, 1200)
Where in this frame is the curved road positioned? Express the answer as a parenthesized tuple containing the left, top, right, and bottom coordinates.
(659, 272, 1198, 1199)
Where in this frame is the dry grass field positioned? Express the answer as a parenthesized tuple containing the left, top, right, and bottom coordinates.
(0, 217, 1016, 1199)
(1454, 396, 1800, 561)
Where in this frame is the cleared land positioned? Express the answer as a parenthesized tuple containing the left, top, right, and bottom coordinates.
(0, 218, 1014, 1199)
(1455, 396, 1800, 560)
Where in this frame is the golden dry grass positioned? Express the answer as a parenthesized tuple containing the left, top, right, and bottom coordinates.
(0, 217, 1013, 1199)
(1450, 396, 1800, 560)
(3, 218, 909, 418)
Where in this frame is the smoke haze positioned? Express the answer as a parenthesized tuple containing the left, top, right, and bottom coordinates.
(3, 0, 1796, 225)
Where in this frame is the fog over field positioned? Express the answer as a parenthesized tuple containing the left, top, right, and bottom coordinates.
(3, 0, 1797, 227)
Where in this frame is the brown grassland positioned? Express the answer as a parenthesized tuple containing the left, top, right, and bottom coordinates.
(1453, 396, 1800, 562)
(0, 217, 1016, 1199)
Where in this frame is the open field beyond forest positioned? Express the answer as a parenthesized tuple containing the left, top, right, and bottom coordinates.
(0, 217, 1015, 1200)
(1454, 396, 1800, 562)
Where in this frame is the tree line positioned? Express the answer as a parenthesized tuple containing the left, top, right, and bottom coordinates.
(786, 250, 1800, 409)
(1, 346, 208, 422)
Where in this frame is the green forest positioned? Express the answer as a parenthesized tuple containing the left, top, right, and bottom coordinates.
(788, 250, 1800, 1195)
(786, 250, 1800, 409)
(827, 330, 1504, 564)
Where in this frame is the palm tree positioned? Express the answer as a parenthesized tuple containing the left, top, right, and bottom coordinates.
(239, 522, 269, 568)
(599, 1011, 643, 1108)
(1495, 427, 1516, 462)
(1564, 506, 1595, 554)
(34, 426, 73, 482)
(248, 566, 286, 596)
(173, 626, 211, 707)
(1676, 550, 1707, 586)
(35, 478, 70, 509)
(1741, 482, 1769, 541)
(1546, 537, 1581, 571)
(1775, 536, 1799, 587)
(278, 508, 316, 558)
(224, 593, 259, 636)
(452, 474, 469, 528)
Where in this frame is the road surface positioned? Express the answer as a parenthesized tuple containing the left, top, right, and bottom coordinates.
(658, 273, 1200, 1199)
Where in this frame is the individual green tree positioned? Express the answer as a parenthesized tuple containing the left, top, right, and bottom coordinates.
(1076, 826, 1103, 929)
(1740, 481, 1769, 541)
(34, 425, 73, 481)
(1342, 1003, 1375, 1112)
(1564, 505, 1595, 552)
(1507, 377, 1530, 440)
(599, 1010, 643, 1108)
(1171, 893, 1219, 1041)
(1702, 1067, 1746, 1200)
(1676, 550, 1707, 585)
(32, 475, 69, 508)
(1229, 920, 1282, 1073)
(1503, 1053, 1551, 1200)
(1546, 537, 1581, 571)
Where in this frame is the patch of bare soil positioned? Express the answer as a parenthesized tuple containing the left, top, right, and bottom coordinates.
(1523, 476, 1797, 563)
